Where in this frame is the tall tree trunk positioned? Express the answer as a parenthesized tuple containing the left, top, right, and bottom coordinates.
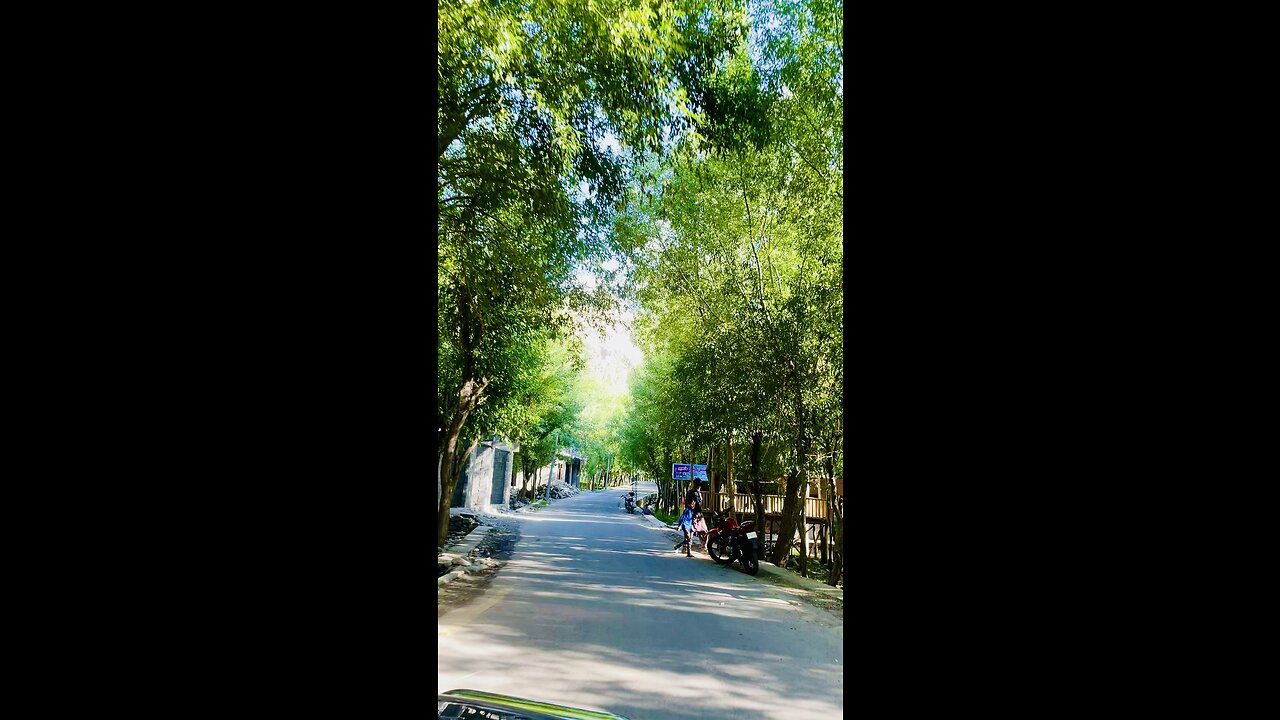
(772, 374, 809, 566)
(437, 376, 489, 546)
(661, 450, 675, 514)
(454, 436, 479, 490)
(707, 444, 716, 501)
(797, 477, 809, 577)
(820, 521, 828, 565)
(820, 485, 829, 566)
(520, 453, 534, 500)
(517, 455, 526, 500)
(772, 468, 803, 566)
(820, 425, 843, 587)
(749, 431, 765, 538)
(725, 434, 735, 500)
(438, 435, 479, 543)
(437, 281, 490, 546)
(528, 454, 537, 499)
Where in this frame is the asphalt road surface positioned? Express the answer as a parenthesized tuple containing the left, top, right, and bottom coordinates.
(438, 483, 843, 720)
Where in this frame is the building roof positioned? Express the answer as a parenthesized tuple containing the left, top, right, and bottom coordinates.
(556, 446, 587, 460)
(482, 437, 519, 453)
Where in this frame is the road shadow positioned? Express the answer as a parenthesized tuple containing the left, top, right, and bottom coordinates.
(439, 495, 842, 719)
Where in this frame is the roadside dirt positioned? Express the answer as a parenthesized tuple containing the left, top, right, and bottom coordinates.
(757, 573, 844, 619)
(437, 520, 521, 620)
(661, 527, 844, 619)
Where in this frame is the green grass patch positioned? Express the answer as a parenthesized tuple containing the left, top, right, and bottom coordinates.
(652, 507, 680, 525)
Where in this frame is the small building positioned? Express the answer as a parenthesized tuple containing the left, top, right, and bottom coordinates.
(450, 437, 518, 513)
(549, 447, 586, 488)
(556, 448, 584, 487)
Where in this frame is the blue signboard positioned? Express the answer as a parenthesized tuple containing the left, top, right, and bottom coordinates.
(672, 463, 691, 481)
(692, 464, 708, 482)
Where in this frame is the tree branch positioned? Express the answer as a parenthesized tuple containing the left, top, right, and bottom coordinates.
(788, 137, 843, 200)
(737, 155, 770, 326)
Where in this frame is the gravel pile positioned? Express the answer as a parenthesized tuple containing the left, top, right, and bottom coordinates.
(438, 552, 469, 577)
(547, 484, 580, 499)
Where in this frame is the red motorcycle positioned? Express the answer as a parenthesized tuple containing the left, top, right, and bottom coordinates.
(705, 508, 760, 575)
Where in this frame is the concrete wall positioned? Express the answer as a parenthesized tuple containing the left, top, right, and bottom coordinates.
(452, 441, 515, 513)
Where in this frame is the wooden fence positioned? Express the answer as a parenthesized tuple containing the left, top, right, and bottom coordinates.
(703, 492, 827, 522)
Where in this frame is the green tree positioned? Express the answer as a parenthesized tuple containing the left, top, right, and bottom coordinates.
(612, 0, 842, 570)
(437, 0, 753, 544)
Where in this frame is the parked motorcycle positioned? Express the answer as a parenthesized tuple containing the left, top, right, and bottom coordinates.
(623, 493, 637, 514)
(705, 508, 760, 575)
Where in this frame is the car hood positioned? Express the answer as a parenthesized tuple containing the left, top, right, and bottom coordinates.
(439, 689, 630, 720)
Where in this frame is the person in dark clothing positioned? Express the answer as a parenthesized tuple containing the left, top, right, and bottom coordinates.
(675, 479, 704, 556)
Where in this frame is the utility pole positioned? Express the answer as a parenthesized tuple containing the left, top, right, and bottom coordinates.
(544, 431, 557, 504)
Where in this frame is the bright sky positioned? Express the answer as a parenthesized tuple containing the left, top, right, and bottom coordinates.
(572, 267, 644, 388)
(571, 123, 631, 377)
(571, 280, 643, 450)
(570, 127, 641, 392)
(583, 310, 643, 387)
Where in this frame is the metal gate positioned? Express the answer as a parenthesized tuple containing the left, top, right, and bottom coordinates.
(491, 449, 509, 504)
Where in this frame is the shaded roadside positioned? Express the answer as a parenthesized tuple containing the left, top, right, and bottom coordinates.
(643, 515, 844, 618)
(438, 517, 522, 619)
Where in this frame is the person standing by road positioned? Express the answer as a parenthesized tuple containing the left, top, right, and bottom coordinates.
(675, 478, 705, 556)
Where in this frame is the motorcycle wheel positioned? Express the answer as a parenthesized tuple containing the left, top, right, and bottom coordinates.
(707, 534, 728, 564)
(740, 544, 759, 575)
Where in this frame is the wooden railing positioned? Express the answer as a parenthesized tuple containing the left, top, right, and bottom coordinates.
(703, 493, 828, 521)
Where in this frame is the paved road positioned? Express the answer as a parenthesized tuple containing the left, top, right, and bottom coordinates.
(438, 484, 843, 720)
